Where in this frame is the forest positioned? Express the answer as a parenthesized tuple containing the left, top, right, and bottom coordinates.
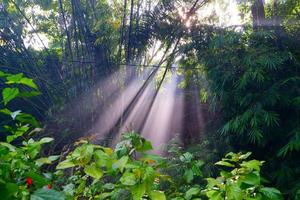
(0, 0, 299, 199)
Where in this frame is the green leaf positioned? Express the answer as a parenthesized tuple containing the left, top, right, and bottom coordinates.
(15, 112, 40, 127)
(139, 140, 153, 152)
(102, 183, 115, 190)
(2, 88, 19, 105)
(205, 190, 223, 200)
(240, 160, 262, 171)
(180, 152, 194, 163)
(0, 182, 18, 200)
(19, 77, 38, 89)
(131, 183, 146, 200)
(98, 192, 112, 200)
(31, 188, 65, 200)
(0, 71, 8, 77)
(0, 142, 16, 151)
(149, 190, 166, 200)
(39, 137, 54, 144)
(241, 172, 260, 185)
(185, 187, 200, 200)
(6, 73, 23, 82)
(0, 108, 12, 115)
(260, 187, 282, 200)
(6, 125, 30, 143)
(6, 74, 38, 89)
(239, 152, 252, 160)
(35, 156, 60, 167)
(184, 169, 194, 183)
(56, 160, 76, 169)
(226, 184, 243, 200)
(84, 163, 103, 179)
(62, 183, 75, 196)
(215, 160, 234, 167)
(206, 177, 223, 188)
(112, 156, 129, 172)
(120, 172, 137, 186)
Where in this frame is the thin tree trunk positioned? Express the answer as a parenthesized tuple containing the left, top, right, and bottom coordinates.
(118, 0, 128, 64)
(134, 0, 142, 60)
(126, 0, 134, 64)
(58, 0, 73, 60)
(251, 0, 266, 30)
(273, 0, 284, 48)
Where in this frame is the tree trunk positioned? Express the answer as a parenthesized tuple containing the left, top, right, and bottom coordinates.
(58, 0, 73, 60)
(251, 0, 266, 30)
(118, 0, 128, 64)
(126, 0, 134, 64)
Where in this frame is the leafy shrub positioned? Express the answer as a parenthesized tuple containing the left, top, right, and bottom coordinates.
(0, 71, 61, 199)
(56, 132, 167, 200)
(203, 152, 282, 200)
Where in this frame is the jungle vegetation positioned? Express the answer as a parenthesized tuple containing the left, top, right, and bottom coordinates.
(0, 0, 299, 199)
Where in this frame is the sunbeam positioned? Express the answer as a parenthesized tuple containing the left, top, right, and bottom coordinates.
(88, 67, 156, 143)
(141, 71, 182, 153)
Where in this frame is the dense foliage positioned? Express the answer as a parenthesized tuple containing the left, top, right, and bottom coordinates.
(192, 16, 300, 199)
(0, 73, 283, 199)
(1, 0, 300, 199)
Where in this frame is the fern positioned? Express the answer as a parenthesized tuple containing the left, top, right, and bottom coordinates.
(278, 129, 300, 157)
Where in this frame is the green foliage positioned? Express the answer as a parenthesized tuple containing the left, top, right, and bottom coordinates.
(1, 72, 40, 105)
(194, 26, 300, 197)
(55, 134, 282, 200)
(0, 79, 282, 200)
(2, 0, 300, 199)
(203, 152, 283, 200)
(0, 72, 62, 199)
(56, 132, 167, 199)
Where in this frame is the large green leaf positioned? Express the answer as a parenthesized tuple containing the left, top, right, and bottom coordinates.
(6, 73, 38, 89)
(139, 140, 153, 152)
(15, 112, 40, 127)
(120, 172, 137, 186)
(0, 71, 8, 77)
(184, 169, 194, 183)
(205, 190, 223, 200)
(215, 160, 234, 167)
(226, 184, 243, 200)
(149, 190, 166, 200)
(56, 160, 76, 169)
(31, 188, 65, 200)
(0, 182, 18, 200)
(2, 88, 19, 105)
(112, 156, 129, 172)
(35, 156, 60, 167)
(240, 160, 262, 171)
(131, 183, 146, 200)
(6, 73, 23, 82)
(260, 187, 283, 200)
(39, 137, 54, 144)
(19, 77, 38, 89)
(84, 163, 103, 179)
(241, 172, 260, 185)
(180, 152, 193, 163)
(185, 187, 200, 200)
(0, 142, 16, 151)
